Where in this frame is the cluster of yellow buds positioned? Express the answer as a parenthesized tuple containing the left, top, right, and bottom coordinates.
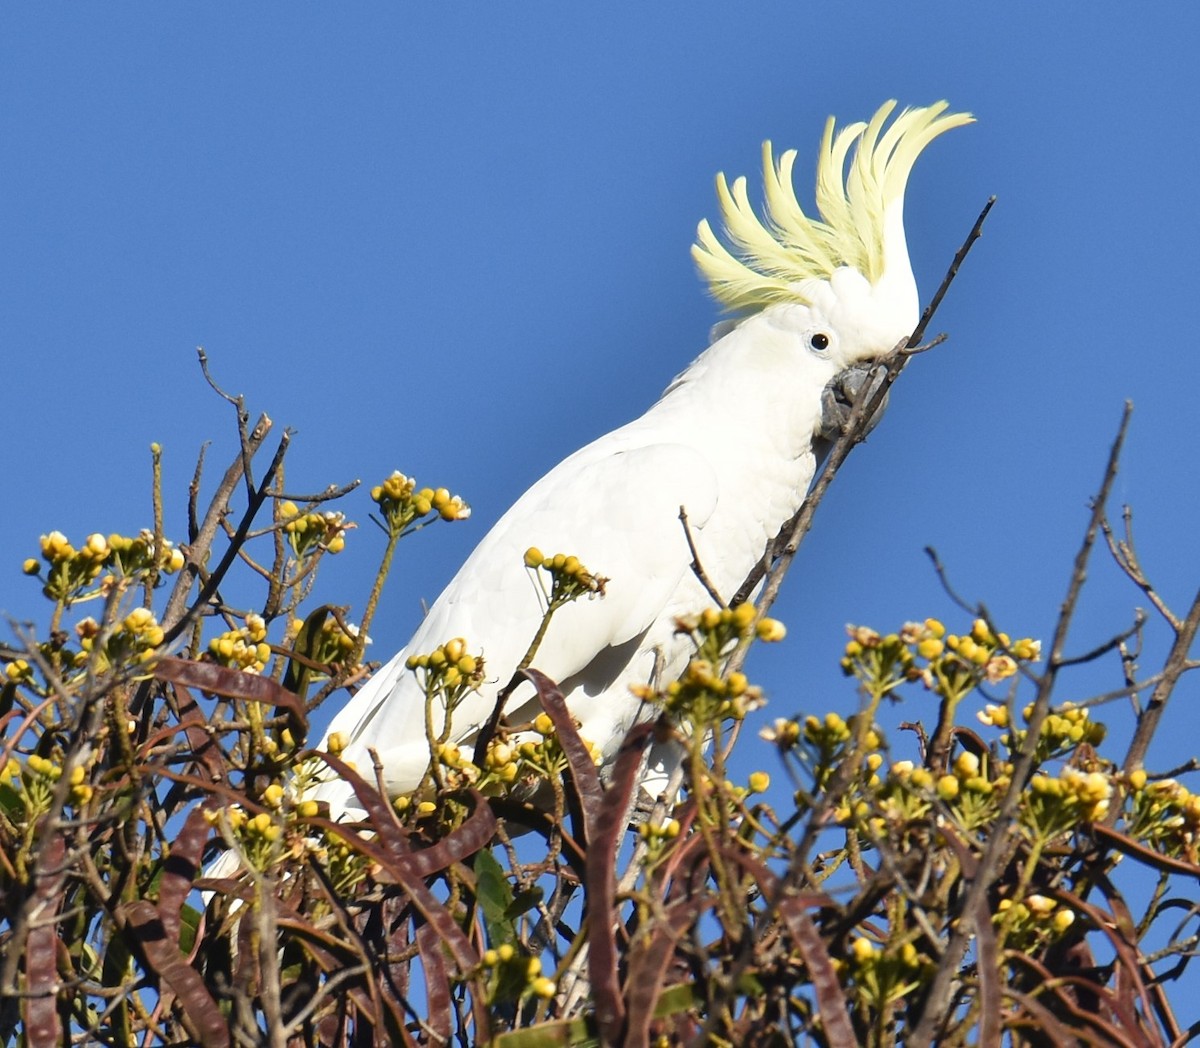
(481, 738, 522, 789)
(394, 795, 439, 819)
(24, 529, 185, 606)
(995, 893, 1076, 952)
(317, 829, 371, 895)
(76, 606, 165, 670)
(4, 658, 33, 686)
(864, 759, 934, 832)
(803, 712, 855, 753)
(1122, 772, 1200, 862)
(935, 750, 1009, 831)
(432, 741, 482, 791)
(635, 815, 682, 864)
(638, 657, 762, 728)
(835, 936, 929, 1009)
(26, 531, 109, 600)
(796, 714, 882, 796)
(25, 531, 103, 602)
(638, 816, 682, 842)
(209, 614, 272, 674)
(1023, 766, 1113, 839)
(205, 804, 286, 871)
(987, 701, 1106, 763)
(844, 619, 1043, 707)
(371, 471, 471, 539)
(841, 625, 919, 698)
(479, 943, 557, 1003)
(940, 619, 1040, 690)
(405, 637, 485, 711)
(9, 753, 59, 822)
(4, 753, 95, 819)
(523, 548, 606, 608)
(65, 763, 94, 806)
(25, 753, 61, 782)
(519, 713, 602, 782)
(279, 502, 349, 559)
(758, 717, 801, 750)
(104, 530, 186, 579)
(675, 604, 784, 665)
(474, 718, 606, 797)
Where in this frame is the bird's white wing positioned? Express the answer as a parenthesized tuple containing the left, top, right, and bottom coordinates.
(316, 437, 719, 805)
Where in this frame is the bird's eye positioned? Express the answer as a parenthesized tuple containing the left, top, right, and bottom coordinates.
(809, 332, 830, 351)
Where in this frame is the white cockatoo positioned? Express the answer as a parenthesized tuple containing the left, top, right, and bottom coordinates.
(313, 100, 972, 818)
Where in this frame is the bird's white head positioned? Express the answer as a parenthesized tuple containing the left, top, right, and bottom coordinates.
(693, 101, 973, 368)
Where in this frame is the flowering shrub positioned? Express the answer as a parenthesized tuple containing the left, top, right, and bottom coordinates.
(1, 382, 1196, 1048)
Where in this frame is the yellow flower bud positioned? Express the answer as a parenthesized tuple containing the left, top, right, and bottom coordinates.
(953, 752, 980, 779)
(533, 713, 555, 736)
(917, 637, 944, 659)
(936, 774, 960, 800)
(326, 732, 348, 756)
(1052, 908, 1076, 933)
(732, 603, 756, 630)
(747, 771, 770, 793)
(756, 618, 786, 642)
(851, 937, 876, 963)
(532, 976, 556, 999)
(1025, 894, 1054, 917)
(524, 547, 544, 568)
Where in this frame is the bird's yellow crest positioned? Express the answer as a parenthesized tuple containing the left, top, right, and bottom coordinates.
(693, 100, 973, 313)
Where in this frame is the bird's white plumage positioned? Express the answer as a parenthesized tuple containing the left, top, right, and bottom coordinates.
(312, 101, 971, 818)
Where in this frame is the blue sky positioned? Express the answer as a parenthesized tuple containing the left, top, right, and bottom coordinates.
(3, 0, 1199, 994)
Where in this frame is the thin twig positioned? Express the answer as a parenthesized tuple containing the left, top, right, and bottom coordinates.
(161, 414, 273, 633)
(679, 506, 726, 607)
(909, 401, 1133, 1047)
(275, 480, 361, 503)
(1103, 505, 1181, 630)
(1123, 584, 1200, 773)
(162, 430, 291, 647)
(1055, 610, 1147, 668)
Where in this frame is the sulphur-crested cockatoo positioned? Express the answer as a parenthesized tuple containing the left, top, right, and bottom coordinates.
(313, 100, 972, 817)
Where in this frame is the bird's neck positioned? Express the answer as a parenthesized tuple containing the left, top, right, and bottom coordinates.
(643, 318, 833, 599)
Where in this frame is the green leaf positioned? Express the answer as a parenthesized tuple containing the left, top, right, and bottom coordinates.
(490, 1014, 600, 1047)
(282, 605, 334, 702)
(474, 848, 518, 948)
(505, 885, 544, 920)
